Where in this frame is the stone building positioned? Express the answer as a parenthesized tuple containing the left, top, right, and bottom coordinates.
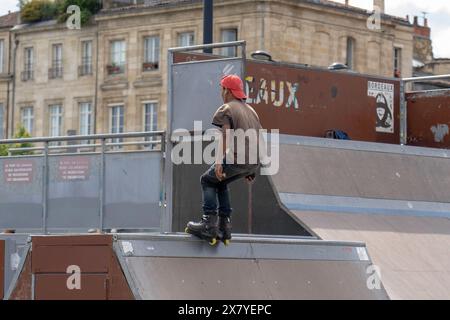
(0, 11, 19, 139)
(0, 0, 414, 139)
(411, 15, 450, 89)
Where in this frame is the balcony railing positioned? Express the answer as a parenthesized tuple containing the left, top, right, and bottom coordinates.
(21, 70, 34, 81)
(79, 64, 93, 76)
(107, 63, 125, 75)
(49, 66, 63, 79)
(142, 61, 159, 72)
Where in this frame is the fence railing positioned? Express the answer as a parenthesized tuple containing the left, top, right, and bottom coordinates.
(0, 131, 166, 234)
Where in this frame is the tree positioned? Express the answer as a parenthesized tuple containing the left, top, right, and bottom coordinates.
(21, 0, 58, 23)
(0, 126, 34, 156)
(18, 0, 31, 10)
(0, 144, 8, 157)
(56, 0, 102, 26)
(8, 126, 34, 156)
(20, 0, 102, 26)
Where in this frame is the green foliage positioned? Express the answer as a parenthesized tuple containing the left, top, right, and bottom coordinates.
(0, 144, 8, 157)
(8, 126, 34, 156)
(18, 0, 31, 10)
(21, 0, 58, 23)
(20, 0, 102, 25)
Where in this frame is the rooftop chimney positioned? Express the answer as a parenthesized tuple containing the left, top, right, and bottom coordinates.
(413, 15, 431, 39)
(373, 0, 385, 13)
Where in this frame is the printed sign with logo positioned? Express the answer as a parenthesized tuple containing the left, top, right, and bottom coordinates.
(3, 160, 34, 183)
(368, 81, 395, 133)
(58, 157, 90, 181)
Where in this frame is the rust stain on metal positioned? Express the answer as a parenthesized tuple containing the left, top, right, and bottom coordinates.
(108, 253, 134, 300)
(31, 234, 113, 247)
(10, 250, 32, 300)
(0, 240, 4, 299)
(18, 235, 134, 300)
(35, 274, 108, 300)
(32, 235, 113, 274)
(407, 90, 450, 148)
(246, 61, 400, 144)
(32, 245, 111, 274)
(173, 52, 401, 144)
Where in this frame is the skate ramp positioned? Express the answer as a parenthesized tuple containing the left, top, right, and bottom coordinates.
(293, 211, 450, 300)
(114, 233, 388, 300)
(272, 135, 450, 299)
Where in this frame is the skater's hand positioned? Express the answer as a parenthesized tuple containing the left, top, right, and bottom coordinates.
(215, 164, 225, 181)
(245, 173, 256, 184)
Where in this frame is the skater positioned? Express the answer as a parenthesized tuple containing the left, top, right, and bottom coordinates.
(186, 74, 263, 245)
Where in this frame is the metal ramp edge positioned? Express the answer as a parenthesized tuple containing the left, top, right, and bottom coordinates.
(113, 233, 389, 300)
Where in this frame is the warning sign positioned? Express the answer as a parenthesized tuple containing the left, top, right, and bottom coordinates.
(58, 157, 90, 181)
(4, 160, 34, 183)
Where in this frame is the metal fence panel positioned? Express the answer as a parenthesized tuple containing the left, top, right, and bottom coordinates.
(0, 157, 43, 229)
(406, 90, 450, 148)
(47, 154, 100, 230)
(171, 58, 244, 132)
(104, 152, 161, 229)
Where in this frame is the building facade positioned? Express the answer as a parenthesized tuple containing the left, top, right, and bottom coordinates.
(0, 12, 18, 140)
(0, 0, 414, 139)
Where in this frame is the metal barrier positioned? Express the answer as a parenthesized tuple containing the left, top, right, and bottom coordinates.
(163, 41, 246, 232)
(402, 74, 450, 146)
(0, 131, 166, 234)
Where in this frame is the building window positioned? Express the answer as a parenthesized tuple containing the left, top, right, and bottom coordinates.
(0, 40, 4, 74)
(221, 28, 238, 57)
(143, 36, 160, 71)
(49, 44, 63, 79)
(79, 102, 93, 144)
(49, 105, 63, 140)
(0, 103, 4, 139)
(178, 32, 195, 47)
(144, 102, 158, 148)
(110, 105, 124, 145)
(79, 41, 93, 76)
(108, 40, 126, 75)
(346, 37, 355, 69)
(394, 47, 402, 77)
(21, 107, 34, 136)
(22, 47, 34, 81)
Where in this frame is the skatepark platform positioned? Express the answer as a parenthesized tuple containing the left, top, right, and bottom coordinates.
(2, 233, 388, 300)
(269, 135, 450, 300)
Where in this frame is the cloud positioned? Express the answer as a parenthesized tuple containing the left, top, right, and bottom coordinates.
(0, 0, 18, 15)
(335, 0, 450, 58)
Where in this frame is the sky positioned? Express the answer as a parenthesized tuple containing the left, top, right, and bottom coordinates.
(1, 0, 449, 58)
(334, 0, 450, 58)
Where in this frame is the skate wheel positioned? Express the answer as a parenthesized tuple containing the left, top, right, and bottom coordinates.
(185, 227, 190, 233)
(209, 238, 218, 246)
(224, 239, 231, 246)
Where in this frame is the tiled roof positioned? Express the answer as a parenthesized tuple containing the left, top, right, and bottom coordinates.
(0, 11, 19, 28)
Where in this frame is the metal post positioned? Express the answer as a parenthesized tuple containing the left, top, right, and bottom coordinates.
(159, 132, 166, 233)
(42, 142, 49, 234)
(31, 274, 35, 300)
(203, 0, 213, 54)
(241, 41, 247, 82)
(248, 183, 253, 234)
(99, 138, 106, 231)
(163, 50, 174, 233)
(399, 80, 407, 145)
